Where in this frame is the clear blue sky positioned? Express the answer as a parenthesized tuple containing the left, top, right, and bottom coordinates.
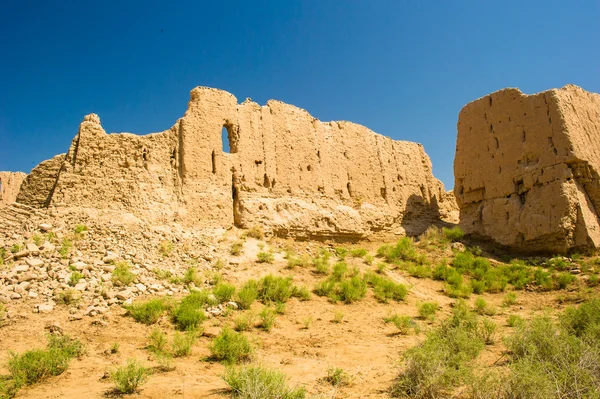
(1, 1, 599, 189)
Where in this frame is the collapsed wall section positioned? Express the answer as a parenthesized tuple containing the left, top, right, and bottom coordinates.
(0, 172, 26, 208)
(15, 87, 450, 238)
(455, 84, 600, 253)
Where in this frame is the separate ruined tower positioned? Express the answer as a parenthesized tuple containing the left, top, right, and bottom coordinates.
(15, 87, 453, 239)
(455, 84, 600, 253)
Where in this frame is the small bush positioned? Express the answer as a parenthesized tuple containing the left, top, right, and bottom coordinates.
(158, 240, 174, 257)
(554, 272, 576, 289)
(257, 251, 274, 264)
(58, 239, 72, 258)
(147, 328, 168, 354)
(473, 297, 496, 316)
(332, 311, 344, 324)
(588, 274, 599, 287)
(74, 224, 88, 234)
(350, 248, 367, 258)
(126, 298, 168, 325)
(152, 268, 173, 280)
(172, 331, 196, 357)
(223, 365, 306, 399)
(407, 264, 432, 279)
(112, 261, 135, 286)
(331, 262, 348, 282)
(418, 302, 438, 320)
(234, 312, 256, 332)
(214, 283, 236, 303)
(171, 292, 208, 331)
(246, 226, 265, 240)
(68, 271, 84, 287)
(477, 318, 497, 344)
(237, 280, 259, 310)
(325, 367, 351, 387)
(503, 292, 517, 306)
(183, 266, 203, 286)
(209, 327, 253, 364)
(384, 314, 415, 335)
(286, 254, 310, 269)
(258, 275, 294, 304)
(259, 307, 276, 331)
(230, 241, 244, 256)
(110, 359, 151, 394)
(337, 276, 367, 304)
(313, 251, 331, 274)
(507, 314, 524, 327)
(377, 237, 421, 264)
(365, 272, 409, 303)
(442, 226, 464, 242)
(8, 335, 83, 389)
(58, 288, 81, 305)
(291, 285, 311, 301)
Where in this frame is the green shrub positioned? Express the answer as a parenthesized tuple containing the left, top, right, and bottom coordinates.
(334, 247, 348, 260)
(331, 262, 348, 282)
(230, 241, 244, 256)
(325, 367, 351, 387)
(313, 279, 336, 297)
(234, 312, 256, 332)
(74, 224, 88, 234)
(365, 273, 409, 303)
(442, 226, 464, 242)
(391, 302, 485, 398)
(126, 298, 168, 325)
(554, 272, 576, 289)
(477, 318, 497, 344)
(350, 248, 367, 258)
(152, 268, 173, 280)
(313, 251, 331, 274)
(183, 266, 203, 286)
(58, 288, 81, 305)
(8, 335, 83, 389)
(257, 251, 274, 264)
(259, 307, 276, 331)
(112, 261, 135, 286)
(337, 276, 367, 304)
(68, 271, 83, 287)
(110, 359, 151, 394)
(147, 328, 168, 354)
(547, 256, 570, 271)
(246, 226, 264, 240)
(432, 262, 450, 281)
(214, 283, 236, 303)
(258, 275, 294, 304)
(209, 327, 253, 364)
(171, 292, 208, 331)
(223, 365, 306, 399)
(503, 292, 517, 306)
(364, 254, 374, 265)
(236, 280, 259, 310)
(473, 297, 496, 316)
(560, 298, 600, 340)
(172, 331, 196, 357)
(286, 254, 310, 269)
(58, 239, 72, 258)
(418, 302, 439, 320)
(377, 237, 421, 264)
(407, 264, 432, 279)
(291, 285, 311, 301)
(507, 314, 524, 328)
(384, 314, 416, 335)
(588, 274, 599, 287)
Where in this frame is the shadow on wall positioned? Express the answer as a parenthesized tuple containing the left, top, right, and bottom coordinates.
(401, 194, 452, 236)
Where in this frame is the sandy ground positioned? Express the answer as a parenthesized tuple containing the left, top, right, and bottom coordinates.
(0, 235, 595, 399)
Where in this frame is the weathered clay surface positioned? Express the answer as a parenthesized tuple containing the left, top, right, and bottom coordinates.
(0, 172, 26, 208)
(455, 84, 600, 253)
(15, 87, 451, 238)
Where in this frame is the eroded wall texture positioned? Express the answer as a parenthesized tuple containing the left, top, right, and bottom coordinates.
(16, 87, 450, 238)
(0, 172, 26, 208)
(455, 84, 600, 253)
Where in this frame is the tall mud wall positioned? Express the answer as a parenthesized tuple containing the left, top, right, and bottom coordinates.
(16, 87, 450, 239)
(0, 172, 26, 208)
(455, 84, 600, 253)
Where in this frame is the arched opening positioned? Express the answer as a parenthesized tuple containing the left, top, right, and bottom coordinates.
(222, 126, 230, 153)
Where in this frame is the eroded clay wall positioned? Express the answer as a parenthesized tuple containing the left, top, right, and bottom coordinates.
(455, 84, 600, 253)
(0, 172, 26, 208)
(16, 87, 449, 238)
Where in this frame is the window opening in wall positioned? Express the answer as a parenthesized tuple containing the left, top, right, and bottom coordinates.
(222, 126, 231, 153)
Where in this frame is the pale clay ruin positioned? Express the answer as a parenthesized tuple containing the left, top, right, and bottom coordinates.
(3, 84, 600, 254)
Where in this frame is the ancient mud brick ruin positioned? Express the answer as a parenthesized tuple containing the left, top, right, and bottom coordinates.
(0, 172, 26, 208)
(455, 85, 600, 253)
(15, 87, 451, 239)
